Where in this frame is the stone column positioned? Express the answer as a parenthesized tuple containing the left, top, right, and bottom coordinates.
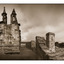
(46, 32, 55, 52)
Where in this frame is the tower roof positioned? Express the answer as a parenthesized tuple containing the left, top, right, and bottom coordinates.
(2, 7, 7, 16)
(11, 9, 16, 15)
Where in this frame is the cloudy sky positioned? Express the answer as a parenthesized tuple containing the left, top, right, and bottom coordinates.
(0, 4, 64, 42)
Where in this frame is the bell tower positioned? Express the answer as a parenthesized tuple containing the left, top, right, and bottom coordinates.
(11, 9, 18, 24)
(2, 7, 7, 24)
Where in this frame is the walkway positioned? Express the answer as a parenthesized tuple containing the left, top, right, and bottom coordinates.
(0, 47, 38, 60)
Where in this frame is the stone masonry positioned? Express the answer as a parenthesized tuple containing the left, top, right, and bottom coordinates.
(0, 7, 21, 54)
(46, 32, 55, 52)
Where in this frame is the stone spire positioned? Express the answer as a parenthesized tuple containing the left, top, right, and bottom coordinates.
(11, 9, 18, 24)
(11, 9, 16, 16)
(2, 7, 7, 24)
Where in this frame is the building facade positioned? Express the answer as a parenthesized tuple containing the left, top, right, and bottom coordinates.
(0, 7, 21, 54)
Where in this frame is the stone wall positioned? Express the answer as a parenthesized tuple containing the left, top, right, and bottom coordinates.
(26, 42, 31, 49)
(36, 36, 48, 59)
(4, 25, 11, 45)
(0, 23, 20, 54)
(0, 8, 21, 54)
(0, 46, 20, 54)
(11, 23, 20, 45)
(36, 34, 57, 60)
(46, 32, 55, 52)
(0, 23, 5, 46)
(21, 41, 36, 53)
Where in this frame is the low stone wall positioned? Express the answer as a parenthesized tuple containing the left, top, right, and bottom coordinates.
(36, 36, 49, 60)
(36, 43, 49, 60)
(0, 46, 20, 54)
(21, 41, 36, 52)
(26, 42, 31, 49)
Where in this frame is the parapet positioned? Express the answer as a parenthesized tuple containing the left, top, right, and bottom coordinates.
(46, 32, 55, 36)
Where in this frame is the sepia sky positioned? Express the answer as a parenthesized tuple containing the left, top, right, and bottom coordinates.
(0, 4, 64, 42)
